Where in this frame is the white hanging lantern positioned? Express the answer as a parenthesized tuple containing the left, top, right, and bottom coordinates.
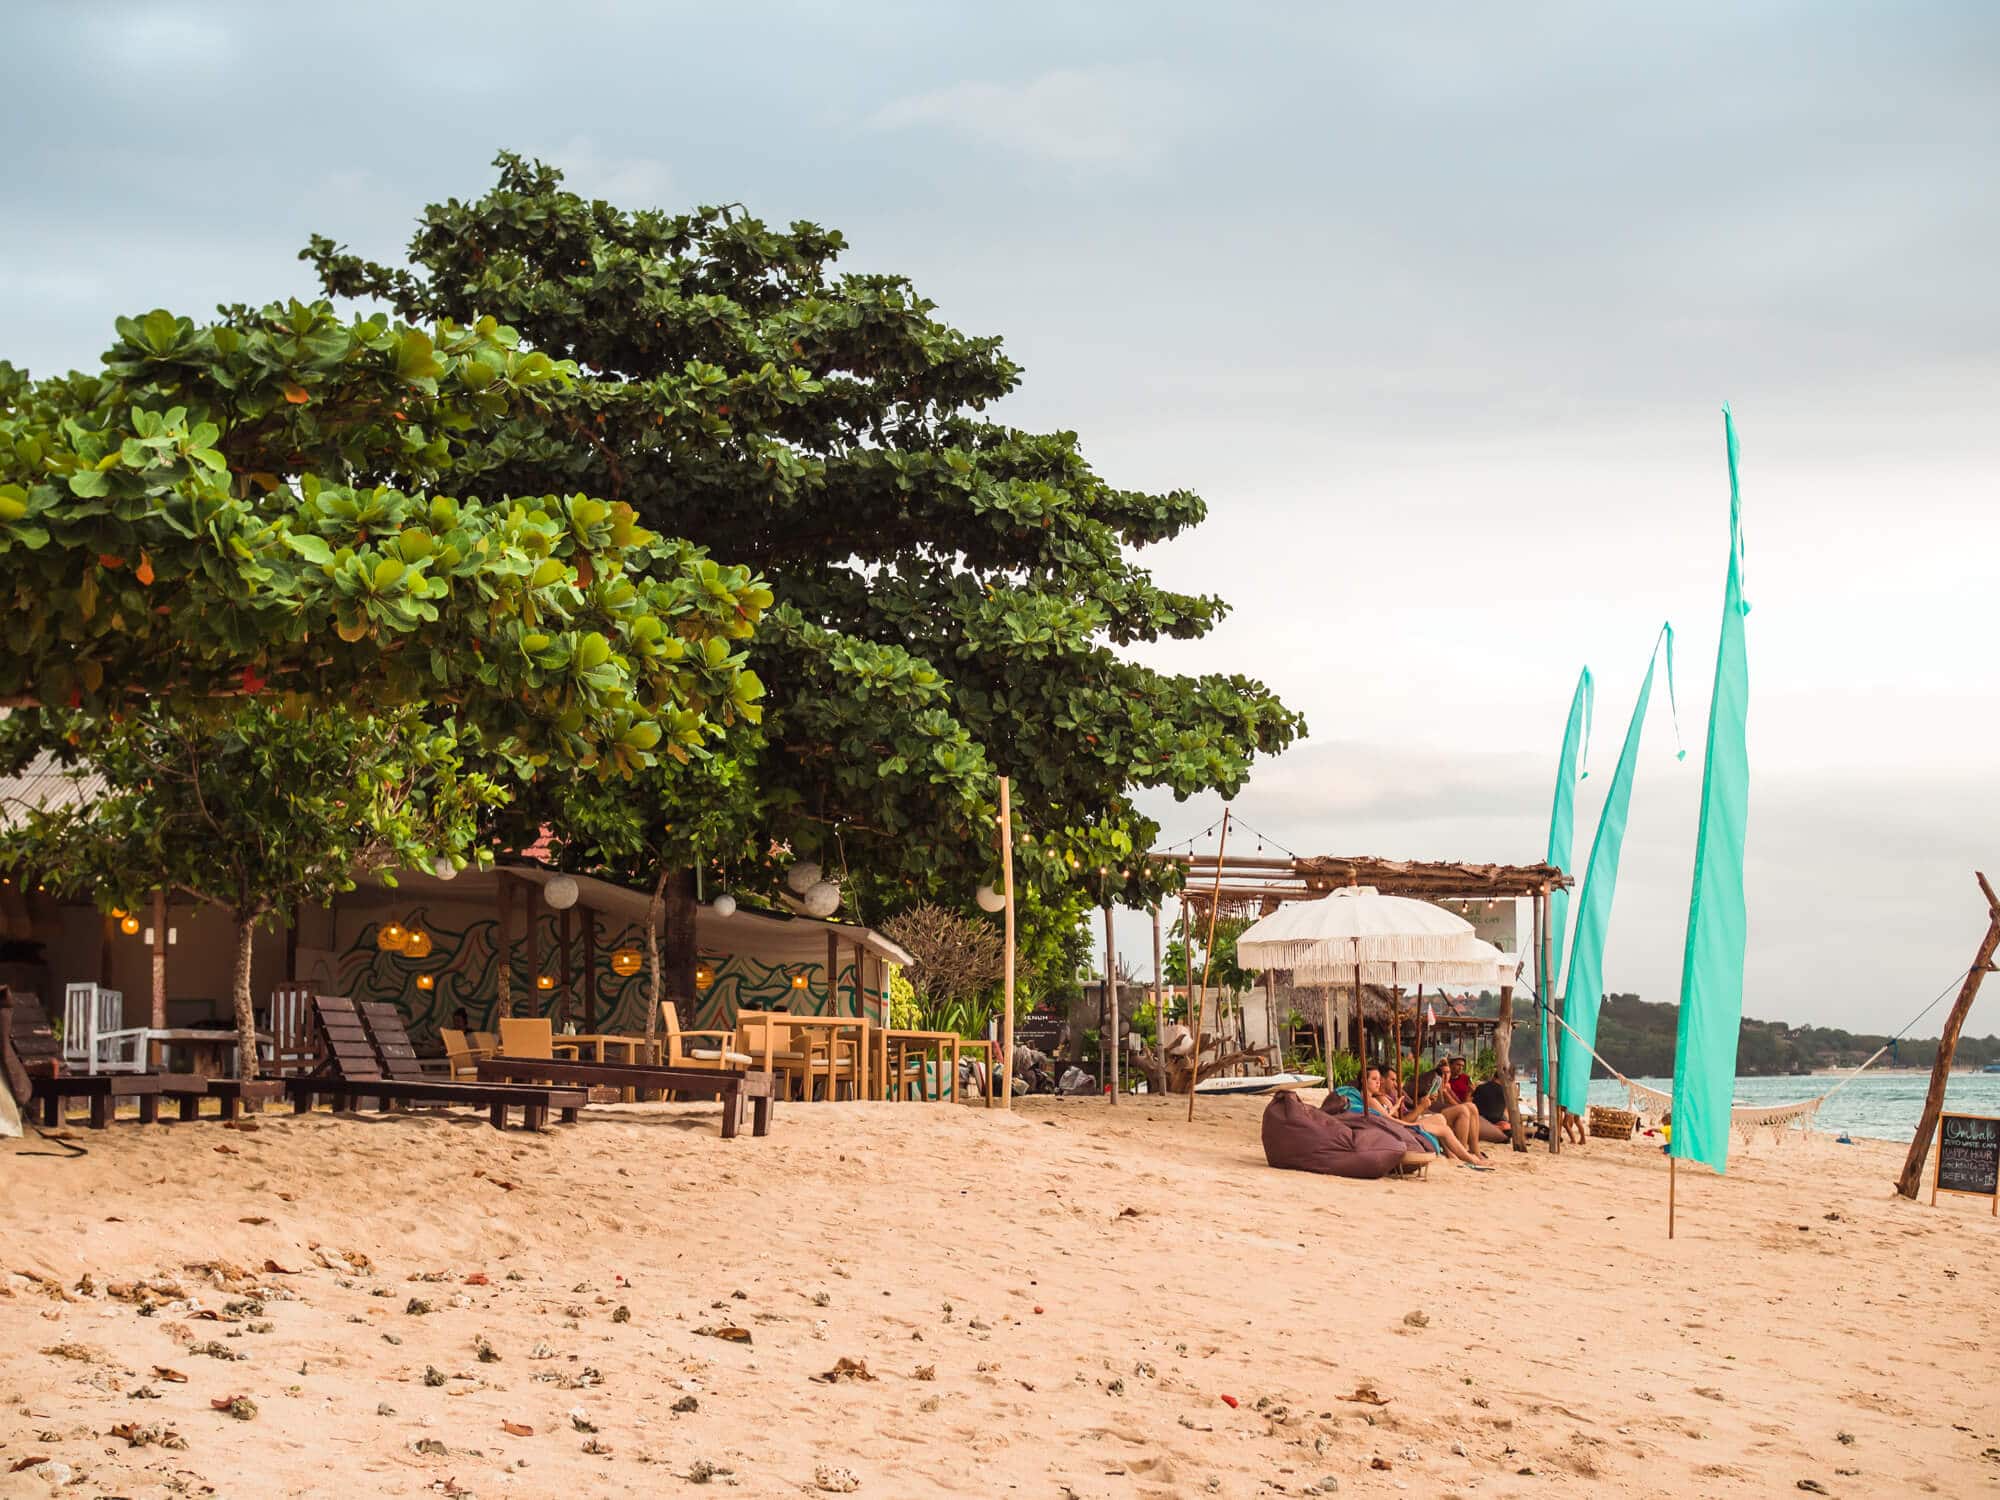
(975, 883, 1006, 913)
(432, 857, 458, 881)
(543, 874, 579, 910)
(711, 893, 738, 919)
(786, 860, 822, 895)
(802, 880, 841, 918)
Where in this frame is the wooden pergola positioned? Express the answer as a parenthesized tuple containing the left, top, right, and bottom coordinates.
(1150, 850, 1575, 1153)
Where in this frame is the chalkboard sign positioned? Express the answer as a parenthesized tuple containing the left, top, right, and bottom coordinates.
(1932, 1112, 2000, 1213)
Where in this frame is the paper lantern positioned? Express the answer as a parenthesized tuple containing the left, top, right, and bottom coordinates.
(785, 860, 822, 895)
(975, 883, 1005, 913)
(377, 922, 408, 952)
(694, 963, 715, 991)
(790, 973, 809, 990)
(710, 893, 737, 919)
(610, 948, 643, 977)
(110, 907, 128, 920)
(416, 974, 435, 991)
(543, 874, 579, 910)
(402, 929, 434, 959)
(119, 915, 140, 936)
(536, 974, 556, 991)
(802, 880, 841, 918)
(432, 857, 457, 881)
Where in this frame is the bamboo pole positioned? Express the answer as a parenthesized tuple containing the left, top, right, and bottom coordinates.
(1185, 808, 1232, 1121)
(1103, 905, 1121, 1104)
(1895, 871, 2000, 1199)
(1668, 1156, 1677, 1240)
(1539, 885, 1557, 1154)
(496, 874, 515, 1019)
(1354, 960, 1367, 1115)
(1317, 986, 1331, 1083)
(1497, 982, 1526, 1152)
(582, 906, 598, 1031)
(149, 889, 168, 1070)
(998, 776, 1016, 1111)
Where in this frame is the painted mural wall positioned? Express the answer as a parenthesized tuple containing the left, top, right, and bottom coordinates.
(327, 897, 879, 1042)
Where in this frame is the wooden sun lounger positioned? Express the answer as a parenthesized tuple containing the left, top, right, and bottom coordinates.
(3, 986, 209, 1128)
(284, 996, 584, 1131)
(475, 1056, 776, 1139)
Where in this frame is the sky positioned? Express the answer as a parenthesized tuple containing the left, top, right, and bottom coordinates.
(4, 2, 1997, 1032)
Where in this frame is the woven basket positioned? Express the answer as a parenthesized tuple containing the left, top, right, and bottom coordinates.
(1588, 1104, 1636, 1141)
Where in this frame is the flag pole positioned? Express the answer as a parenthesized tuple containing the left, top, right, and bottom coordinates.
(998, 775, 1016, 1111)
(1185, 808, 1232, 1122)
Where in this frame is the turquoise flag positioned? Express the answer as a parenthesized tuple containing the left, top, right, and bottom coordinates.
(1557, 625, 1681, 1116)
(1541, 669, 1593, 1094)
(1670, 407, 1752, 1174)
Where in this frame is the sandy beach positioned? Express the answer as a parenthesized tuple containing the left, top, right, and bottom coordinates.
(3, 1095, 1996, 1499)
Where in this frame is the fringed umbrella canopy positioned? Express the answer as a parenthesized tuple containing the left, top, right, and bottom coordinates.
(1236, 886, 1474, 972)
(1296, 936, 1522, 989)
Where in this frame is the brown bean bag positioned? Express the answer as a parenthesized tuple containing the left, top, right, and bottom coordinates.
(1261, 1089, 1416, 1179)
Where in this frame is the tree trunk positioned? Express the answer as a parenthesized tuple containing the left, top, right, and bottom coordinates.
(661, 867, 698, 1029)
(232, 911, 261, 1082)
(1896, 872, 2000, 1199)
(645, 869, 668, 1057)
(496, 875, 514, 1018)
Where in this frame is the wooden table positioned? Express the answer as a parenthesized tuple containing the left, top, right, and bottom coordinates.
(553, 1033, 648, 1063)
(876, 1028, 963, 1103)
(152, 1028, 272, 1080)
(766, 1014, 870, 1101)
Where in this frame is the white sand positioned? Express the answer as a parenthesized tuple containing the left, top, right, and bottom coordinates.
(2, 1092, 1996, 1497)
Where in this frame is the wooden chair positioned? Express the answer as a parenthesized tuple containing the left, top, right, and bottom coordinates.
(263, 985, 322, 1076)
(285, 995, 585, 1130)
(736, 1011, 858, 1102)
(660, 1002, 752, 1070)
(496, 1016, 584, 1061)
(62, 982, 149, 1075)
(440, 1028, 493, 1081)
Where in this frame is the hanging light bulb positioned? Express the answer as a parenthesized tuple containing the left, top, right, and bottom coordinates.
(120, 915, 140, 936)
(536, 974, 556, 991)
(416, 974, 435, 991)
(790, 973, 809, 991)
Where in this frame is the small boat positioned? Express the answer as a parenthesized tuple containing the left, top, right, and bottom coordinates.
(1984, 1062, 2000, 1075)
(1193, 1072, 1325, 1096)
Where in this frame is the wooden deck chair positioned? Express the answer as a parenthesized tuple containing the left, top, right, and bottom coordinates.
(286, 995, 584, 1130)
(660, 1002, 752, 1070)
(5, 988, 198, 1127)
(263, 985, 322, 1075)
(63, 982, 149, 1075)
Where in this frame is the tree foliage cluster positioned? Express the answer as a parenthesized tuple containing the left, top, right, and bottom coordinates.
(0, 153, 1302, 1070)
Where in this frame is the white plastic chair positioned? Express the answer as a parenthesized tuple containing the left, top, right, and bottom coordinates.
(62, 982, 149, 1074)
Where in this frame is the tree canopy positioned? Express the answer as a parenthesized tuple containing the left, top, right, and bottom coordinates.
(0, 300, 770, 771)
(305, 154, 1305, 918)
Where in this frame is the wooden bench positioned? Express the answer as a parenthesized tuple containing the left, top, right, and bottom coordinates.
(476, 1057, 776, 1138)
(163, 1078, 288, 1121)
(285, 996, 585, 1131)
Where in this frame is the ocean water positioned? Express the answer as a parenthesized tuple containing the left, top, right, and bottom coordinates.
(1580, 1072, 2000, 1144)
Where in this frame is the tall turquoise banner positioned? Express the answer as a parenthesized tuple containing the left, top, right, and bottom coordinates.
(1670, 407, 1752, 1174)
(1557, 625, 1680, 1116)
(1541, 669, 1593, 1093)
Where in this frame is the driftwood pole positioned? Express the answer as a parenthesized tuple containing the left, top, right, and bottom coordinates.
(149, 889, 168, 1069)
(1185, 809, 1232, 1121)
(1896, 871, 2000, 1200)
(1497, 982, 1526, 1152)
(1103, 905, 1121, 1105)
(998, 775, 1016, 1111)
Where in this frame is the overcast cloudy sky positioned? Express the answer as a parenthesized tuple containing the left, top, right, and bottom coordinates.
(5, 3, 1996, 1032)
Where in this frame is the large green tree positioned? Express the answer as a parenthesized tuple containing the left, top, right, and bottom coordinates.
(0, 705, 502, 1076)
(0, 300, 770, 771)
(306, 155, 1305, 973)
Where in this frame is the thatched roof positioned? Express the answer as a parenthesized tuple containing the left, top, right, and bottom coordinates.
(1152, 852, 1569, 915)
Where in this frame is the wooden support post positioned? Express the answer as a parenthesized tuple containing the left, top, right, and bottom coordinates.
(826, 929, 839, 1016)
(524, 879, 542, 1016)
(1668, 1156, 1677, 1240)
(1896, 871, 2000, 1199)
(1539, 885, 1557, 1154)
(149, 889, 168, 1069)
(1318, 986, 1331, 1083)
(582, 906, 598, 1032)
(558, 907, 574, 1027)
(1497, 982, 1526, 1152)
(1151, 904, 1168, 1092)
(1103, 905, 1121, 1105)
(1354, 960, 1367, 1115)
(495, 874, 515, 1019)
(998, 776, 1016, 1111)
(1186, 809, 1232, 1121)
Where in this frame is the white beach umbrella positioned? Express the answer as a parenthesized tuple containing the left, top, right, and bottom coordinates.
(1235, 886, 1473, 971)
(1317, 937, 1522, 990)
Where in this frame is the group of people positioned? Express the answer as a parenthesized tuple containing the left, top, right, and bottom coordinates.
(1359, 1055, 1512, 1164)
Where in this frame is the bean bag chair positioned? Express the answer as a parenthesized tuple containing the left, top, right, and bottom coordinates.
(1261, 1088, 1414, 1179)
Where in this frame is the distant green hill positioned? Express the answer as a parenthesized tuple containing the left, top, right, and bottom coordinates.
(1461, 991, 2000, 1078)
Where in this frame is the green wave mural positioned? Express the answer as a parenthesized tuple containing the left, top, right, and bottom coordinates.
(335, 906, 871, 1041)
